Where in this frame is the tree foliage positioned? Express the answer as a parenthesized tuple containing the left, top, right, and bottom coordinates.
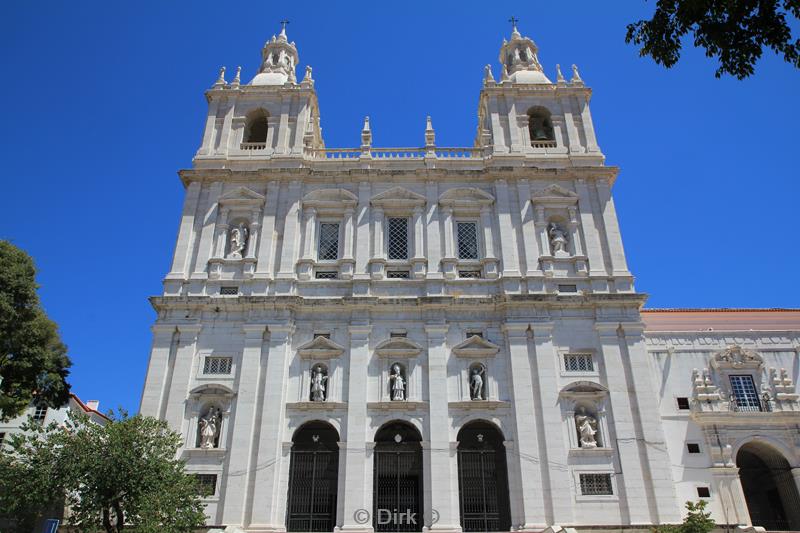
(0, 240, 71, 420)
(626, 0, 800, 78)
(653, 500, 715, 533)
(0, 412, 207, 533)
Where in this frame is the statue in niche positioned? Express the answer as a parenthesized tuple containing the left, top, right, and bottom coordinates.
(199, 407, 221, 449)
(310, 365, 329, 402)
(228, 223, 249, 259)
(575, 409, 598, 448)
(470, 366, 485, 400)
(548, 223, 569, 256)
(389, 364, 406, 401)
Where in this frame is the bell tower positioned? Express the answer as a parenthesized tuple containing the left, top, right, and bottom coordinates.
(475, 21, 603, 165)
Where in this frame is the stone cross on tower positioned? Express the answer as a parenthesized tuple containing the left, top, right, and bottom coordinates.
(508, 16, 519, 33)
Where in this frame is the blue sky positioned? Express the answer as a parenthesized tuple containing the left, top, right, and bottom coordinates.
(1, 1, 798, 415)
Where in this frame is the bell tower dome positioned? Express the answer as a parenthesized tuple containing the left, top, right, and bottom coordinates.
(251, 22, 299, 86)
(498, 18, 551, 84)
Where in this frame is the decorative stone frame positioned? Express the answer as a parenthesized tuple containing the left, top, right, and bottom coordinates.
(374, 337, 423, 359)
(708, 345, 768, 411)
(369, 187, 428, 279)
(531, 184, 588, 277)
(194, 350, 236, 382)
(185, 384, 235, 453)
(572, 469, 619, 502)
(452, 335, 501, 358)
(293, 336, 346, 407)
(558, 349, 599, 379)
(306, 361, 332, 402)
(559, 381, 612, 453)
(438, 187, 499, 280)
(230, 104, 280, 155)
(298, 188, 358, 280)
(466, 362, 489, 401)
(209, 186, 266, 280)
(515, 103, 568, 156)
(383, 360, 415, 403)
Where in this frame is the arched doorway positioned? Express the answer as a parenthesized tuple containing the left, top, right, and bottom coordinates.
(373, 421, 424, 532)
(456, 421, 511, 532)
(738, 441, 800, 531)
(286, 421, 340, 532)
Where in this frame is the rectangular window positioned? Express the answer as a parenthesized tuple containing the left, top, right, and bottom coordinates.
(33, 406, 47, 424)
(390, 331, 407, 338)
(318, 222, 340, 261)
(729, 375, 761, 411)
(458, 270, 482, 279)
(314, 332, 331, 339)
(387, 217, 409, 260)
(466, 330, 483, 339)
(194, 474, 217, 497)
(564, 354, 594, 372)
(558, 284, 578, 293)
(0, 432, 5, 445)
(386, 270, 410, 279)
(203, 356, 233, 375)
(676, 397, 690, 410)
(697, 487, 710, 498)
(220, 286, 239, 295)
(579, 473, 613, 495)
(315, 271, 338, 280)
(456, 221, 479, 260)
(687, 443, 701, 454)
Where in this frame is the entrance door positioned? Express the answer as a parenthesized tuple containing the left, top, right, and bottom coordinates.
(738, 441, 800, 530)
(373, 422, 424, 532)
(286, 422, 339, 532)
(457, 421, 511, 532)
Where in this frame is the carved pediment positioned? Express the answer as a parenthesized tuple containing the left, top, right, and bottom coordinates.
(453, 335, 500, 358)
(297, 336, 345, 359)
(302, 188, 358, 211)
(219, 186, 266, 207)
(439, 187, 494, 208)
(711, 345, 763, 370)
(532, 184, 578, 206)
(559, 380, 608, 397)
(375, 337, 423, 358)
(371, 187, 426, 209)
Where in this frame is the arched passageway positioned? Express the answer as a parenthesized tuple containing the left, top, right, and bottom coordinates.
(285, 421, 340, 532)
(457, 421, 511, 532)
(373, 421, 424, 532)
(738, 442, 800, 531)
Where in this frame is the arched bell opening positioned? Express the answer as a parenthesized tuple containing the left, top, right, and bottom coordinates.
(285, 421, 340, 532)
(373, 421, 424, 532)
(737, 441, 800, 531)
(456, 420, 511, 532)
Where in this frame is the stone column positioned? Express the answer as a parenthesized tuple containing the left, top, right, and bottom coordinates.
(354, 182, 371, 280)
(277, 181, 302, 279)
(534, 206, 549, 257)
(567, 206, 584, 256)
(138, 325, 177, 416)
(595, 178, 630, 277)
(276, 100, 291, 155)
(579, 95, 600, 153)
(246, 209, 261, 260)
(561, 98, 583, 154)
(167, 181, 202, 279)
(480, 206, 497, 261)
(218, 100, 235, 155)
(508, 102, 523, 153)
(495, 179, 521, 278)
(442, 207, 455, 259)
(343, 208, 355, 261)
(255, 180, 280, 279)
(531, 323, 574, 524)
(575, 178, 606, 278)
(373, 207, 385, 259)
(425, 325, 462, 532)
(710, 467, 750, 526)
(221, 324, 267, 525)
(250, 324, 294, 528)
(425, 181, 443, 277)
(413, 206, 424, 259)
(302, 208, 317, 260)
(503, 323, 547, 529)
(340, 325, 373, 533)
(198, 98, 221, 155)
(214, 208, 231, 258)
(191, 181, 223, 279)
(162, 324, 202, 433)
(516, 179, 539, 277)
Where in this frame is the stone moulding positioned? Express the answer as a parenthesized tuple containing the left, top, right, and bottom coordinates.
(367, 401, 427, 411)
(452, 335, 501, 358)
(286, 401, 347, 411)
(448, 400, 510, 410)
(297, 336, 345, 359)
(374, 337, 423, 358)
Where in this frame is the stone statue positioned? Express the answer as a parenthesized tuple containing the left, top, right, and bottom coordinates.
(199, 407, 220, 449)
(571, 64, 583, 83)
(310, 365, 328, 402)
(470, 366, 485, 400)
(548, 223, 569, 255)
(389, 364, 406, 401)
(484, 64, 495, 83)
(228, 223, 249, 259)
(575, 410, 598, 448)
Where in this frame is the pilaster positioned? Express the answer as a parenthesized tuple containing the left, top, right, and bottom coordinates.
(254, 180, 280, 279)
(167, 182, 202, 279)
(710, 467, 750, 526)
(516, 179, 539, 277)
(596, 178, 631, 278)
(495, 179, 521, 279)
(191, 182, 223, 279)
(277, 181, 302, 279)
(354, 182, 371, 280)
(162, 324, 202, 433)
(575, 178, 607, 279)
(426, 181, 443, 278)
(139, 324, 177, 417)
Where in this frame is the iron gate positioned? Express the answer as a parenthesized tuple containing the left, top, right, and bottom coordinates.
(286, 448, 338, 532)
(456, 426, 511, 533)
(373, 447, 423, 532)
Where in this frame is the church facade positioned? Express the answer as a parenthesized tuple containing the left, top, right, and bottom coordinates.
(139, 24, 800, 533)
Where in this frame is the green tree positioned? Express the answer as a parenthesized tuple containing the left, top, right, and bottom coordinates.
(653, 500, 715, 533)
(0, 240, 71, 420)
(626, 0, 800, 78)
(0, 412, 207, 533)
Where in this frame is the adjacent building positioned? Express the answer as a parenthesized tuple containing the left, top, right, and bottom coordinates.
(139, 23, 800, 533)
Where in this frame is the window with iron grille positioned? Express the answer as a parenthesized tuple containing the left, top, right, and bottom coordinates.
(579, 473, 613, 495)
(317, 223, 340, 261)
(387, 217, 409, 260)
(194, 474, 217, 497)
(457, 221, 479, 260)
(315, 271, 338, 280)
(729, 375, 761, 411)
(220, 286, 238, 295)
(564, 353, 594, 372)
(203, 356, 233, 375)
(458, 270, 482, 279)
(32, 406, 47, 424)
(386, 270, 410, 279)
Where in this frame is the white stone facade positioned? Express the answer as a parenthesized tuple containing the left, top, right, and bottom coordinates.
(139, 24, 800, 532)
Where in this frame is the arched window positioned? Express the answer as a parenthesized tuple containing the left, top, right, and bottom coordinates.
(373, 421, 424, 532)
(244, 109, 269, 144)
(737, 441, 800, 530)
(528, 106, 554, 144)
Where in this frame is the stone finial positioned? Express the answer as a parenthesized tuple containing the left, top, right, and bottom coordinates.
(556, 64, 566, 85)
(215, 66, 226, 86)
(361, 116, 372, 149)
(425, 116, 435, 148)
(501, 65, 510, 82)
(302, 65, 314, 85)
(231, 66, 241, 87)
(484, 64, 495, 84)
(570, 64, 584, 85)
